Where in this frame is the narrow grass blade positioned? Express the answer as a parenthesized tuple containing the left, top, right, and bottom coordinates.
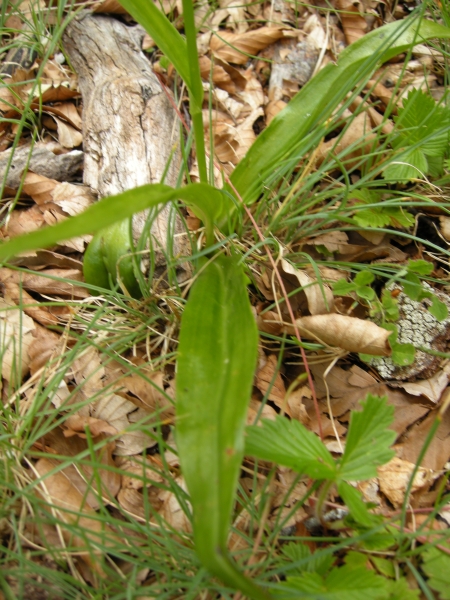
(176, 255, 273, 600)
(231, 18, 450, 204)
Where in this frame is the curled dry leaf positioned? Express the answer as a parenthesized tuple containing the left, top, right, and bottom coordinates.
(255, 354, 288, 414)
(281, 259, 334, 315)
(336, 0, 368, 45)
(23, 171, 59, 205)
(284, 314, 392, 356)
(34, 458, 119, 572)
(378, 457, 436, 509)
(0, 296, 35, 382)
(210, 26, 286, 65)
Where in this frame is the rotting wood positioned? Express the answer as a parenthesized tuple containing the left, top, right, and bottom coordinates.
(63, 12, 190, 282)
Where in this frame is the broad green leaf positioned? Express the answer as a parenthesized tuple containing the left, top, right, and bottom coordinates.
(383, 147, 428, 182)
(407, 259, 434, 275)
(275, 565, 387, 600)
(245, 416, 336, 480)
(381, 291, 400, 322)
(176, 255, 272, 600)
(282, 543, 333, 577)
(354, 271, 375, 286)
(422, 546, 450, 599)
(337, 481, 378, 527)
(353, 208, 392, 229)
(0, 183, 230, 262)
(429, 295, 448, 321)
(333, 279, 357, 296)
(338, 395, 395, 481)
(385, 578, 420, 600)
(391, 342, 415, 367)
(394, 89, 450, 156)
(231, 18, 450, 204)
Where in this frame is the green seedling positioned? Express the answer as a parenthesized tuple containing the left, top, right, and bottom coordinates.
(333, 270, 376, 302)
(383, 89, 450, 182)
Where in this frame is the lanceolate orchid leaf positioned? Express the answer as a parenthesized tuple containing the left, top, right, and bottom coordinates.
(230, 17, 450, 204)
(176, 255, 273, 600)
(0, 182, 230, 262)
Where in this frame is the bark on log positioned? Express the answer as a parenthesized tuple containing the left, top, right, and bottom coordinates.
(62, 12, 190, 280)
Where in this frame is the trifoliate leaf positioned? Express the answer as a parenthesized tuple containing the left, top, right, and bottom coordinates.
(390, 342, 415, 366)
(275, 565, 387, 600)
(370, 556, 395, 578)
(428, 295, 448, 321)
(384, 578, 420, 600)
(407, 259, 434, 275)
(333, 278, 357, 296)
(422, 546, 450, 599)
(282, 543, 334, 576)
(357, 286, 376, 301)
(401, 272, 423, 301)
(382, 207, 415, 229)
(338, 395, 395, 481)
(354, 271, 375, 286)
(381, 291, 399, 321)
(383, 147, 428, 182)
(353, 208, 392, 229)
(338, 481, 378, 527)
(245, 416, 336, 479)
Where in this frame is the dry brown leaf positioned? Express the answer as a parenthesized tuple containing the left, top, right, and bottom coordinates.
(316, 112, 375, 168)
(398, 369, 449, 404)
(0, 267, 88, 298)
(1, 281, 59, 326)
(93, 0, 129, 13)
(34, 458, 119, 572)
(0, 296, 35, 382)
(234, 107, 264, 161)
(3, 205, 46, 237)
(28, 324, 63, 374)
(378, 457, 435, 508)
(22, 171, 59, 204)
(255, 353, 288, 413)
(281, 259, 334, 315)
(285, 314, 392, 355)
(92, 393, 156, 455)
(53, 116, 83, 149)
(336, 0, 368, 45)
(34, 426, 120, 506)
(396, 406, 450, 470)
(52, 182, 96, 216)
(64, 414, 118, 438)
(210, 26, 286, 65)
(246, 396, 277, 425)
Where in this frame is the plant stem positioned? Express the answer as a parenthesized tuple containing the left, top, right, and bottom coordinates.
(182, 0, 208, 184)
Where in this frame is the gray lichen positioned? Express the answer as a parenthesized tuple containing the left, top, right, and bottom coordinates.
(370, 283, 450, 381)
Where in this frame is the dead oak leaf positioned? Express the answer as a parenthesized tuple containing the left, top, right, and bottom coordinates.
(210, 26, 286, 65)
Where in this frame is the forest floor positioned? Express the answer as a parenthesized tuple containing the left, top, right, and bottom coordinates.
(1, 0, 450, 598)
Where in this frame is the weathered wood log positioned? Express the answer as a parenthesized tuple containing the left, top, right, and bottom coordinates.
(63, 12, 190, 282)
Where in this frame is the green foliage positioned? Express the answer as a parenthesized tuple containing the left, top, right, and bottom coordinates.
(379, 323, 416, 367)
(383, 89, 450, 182)
(274, 563, 387, 600)
(246, 395, 395, 526)
(175, 254, 271, 600)
(421, 546, 450, 599)
(351, 189, 415, 230)
(334, 270, 376, 301)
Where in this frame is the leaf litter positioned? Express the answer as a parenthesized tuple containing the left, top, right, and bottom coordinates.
(1, 0, 450, 596)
